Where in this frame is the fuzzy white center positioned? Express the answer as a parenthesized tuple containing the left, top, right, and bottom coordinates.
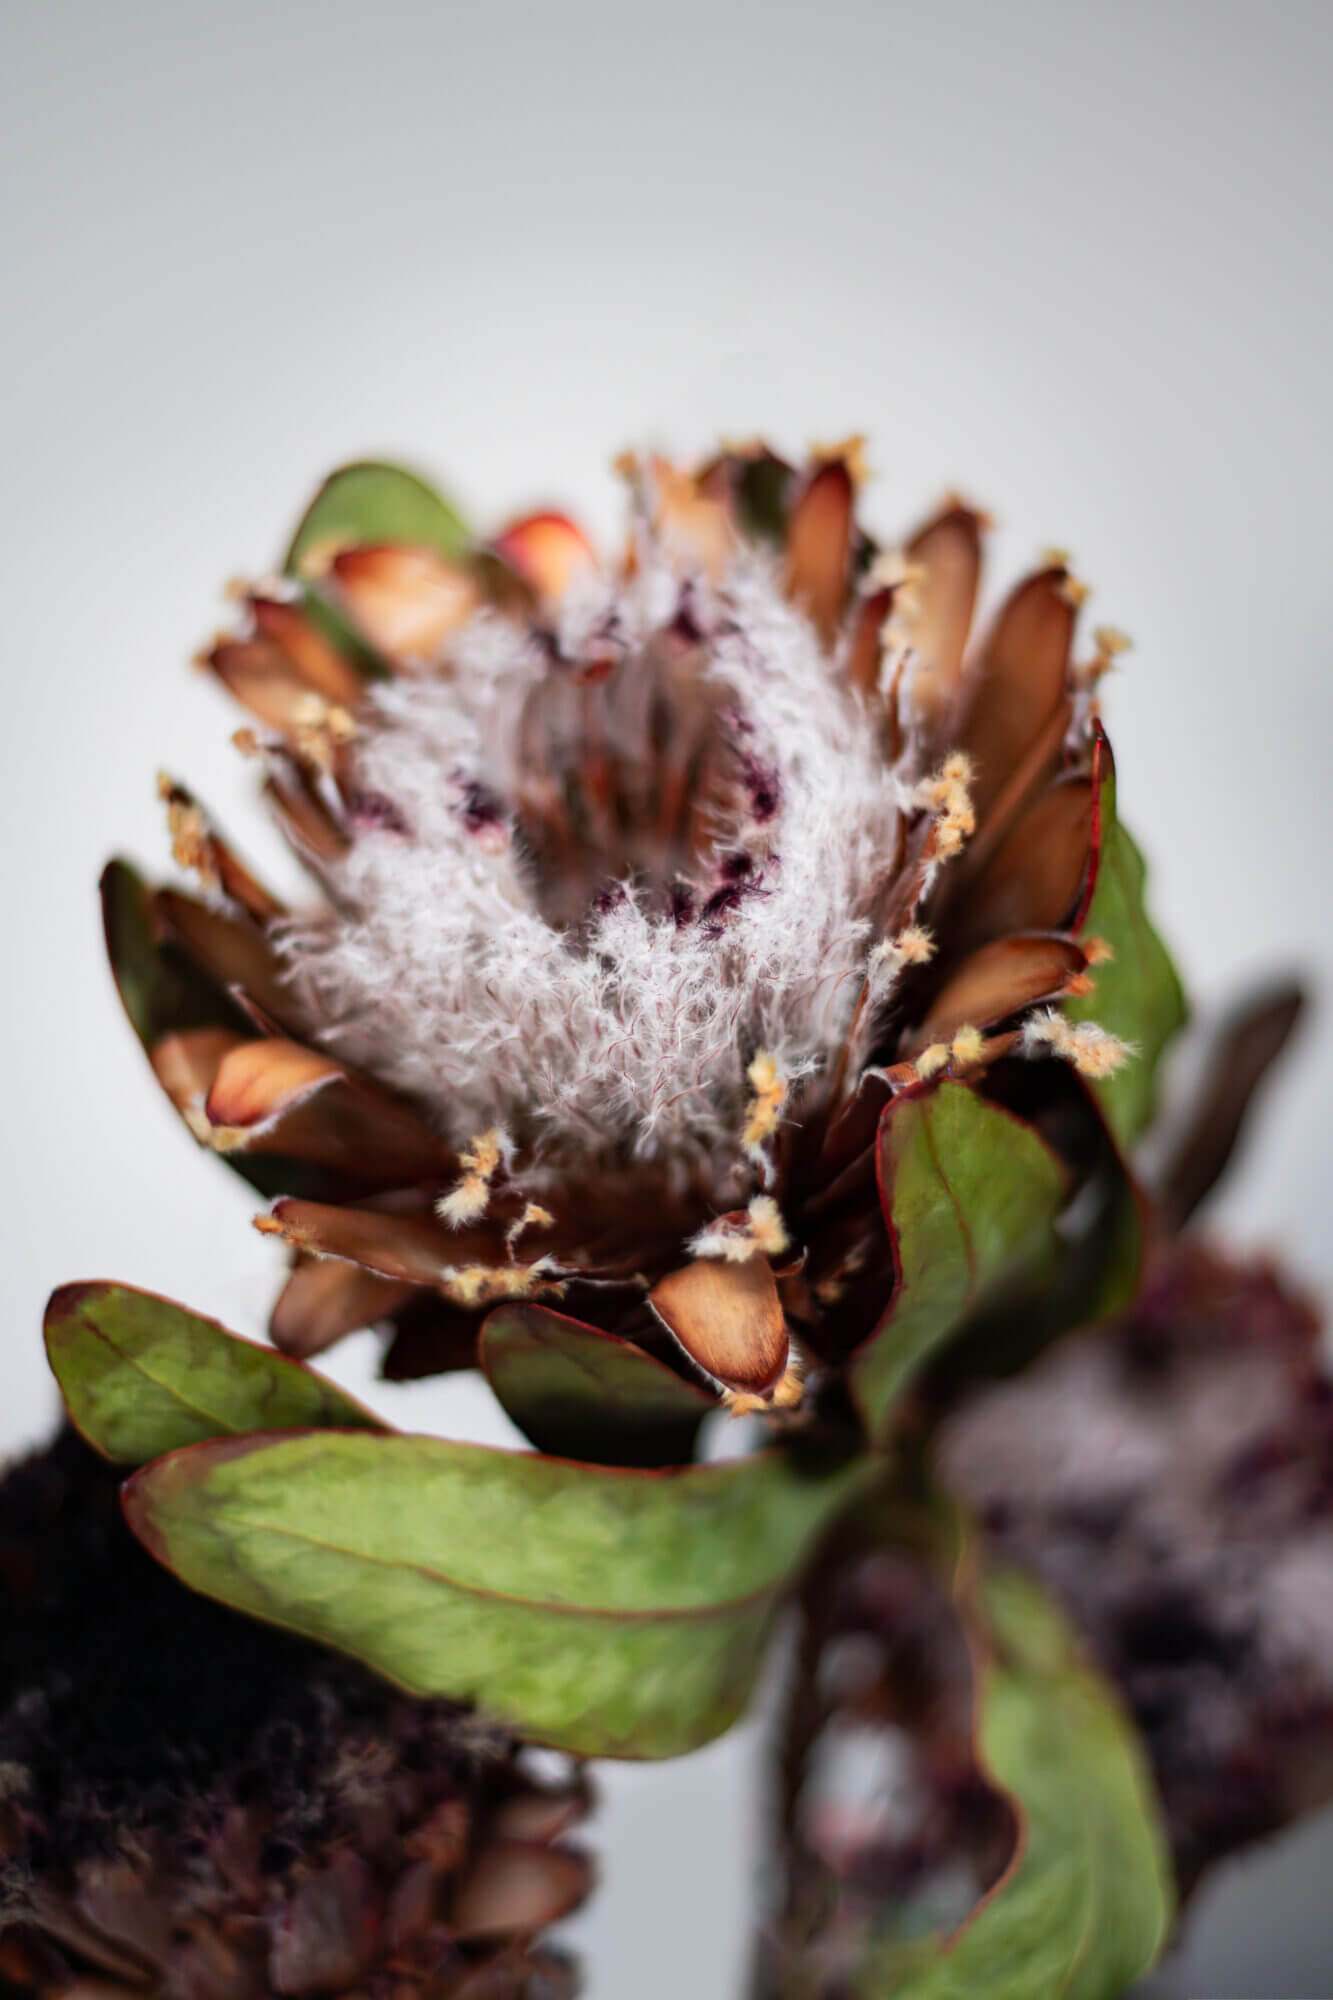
(279, 553, 905, 1166)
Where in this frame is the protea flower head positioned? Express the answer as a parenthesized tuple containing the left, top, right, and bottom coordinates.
(103, 439, 1161, 1420)
(943, 1237, 1333, 1900)
(0, 1428, 591, 1997)
(752, 1234, 1333, 1994)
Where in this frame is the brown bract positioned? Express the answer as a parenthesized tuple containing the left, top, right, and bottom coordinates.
(105, 440, 1119, 1416)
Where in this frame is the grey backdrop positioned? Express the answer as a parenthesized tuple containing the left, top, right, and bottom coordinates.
(4, 2, 1331, 1992)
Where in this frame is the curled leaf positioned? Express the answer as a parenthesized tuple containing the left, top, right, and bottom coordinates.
(284, 460, 469, 577)
(1067, 730, 1186, 1144)
(850, 1082, 1067, 1438)
(857, 1556, 1174, 1998)
(481, 1305, 712, 1467)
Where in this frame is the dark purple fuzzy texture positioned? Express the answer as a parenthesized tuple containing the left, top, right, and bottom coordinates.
(943, 1241, 1333, 1896)
(0, 1429, 480, 1895)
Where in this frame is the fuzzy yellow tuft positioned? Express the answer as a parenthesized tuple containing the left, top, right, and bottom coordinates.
(723, 1350, 807, 1418)
(742, 1050, 788, 1165)
(440, 1262, 563, 1307)
(915, 1043, 951, 1081)
(436, 1128, 511, 1227)
(896, 924, 936, 966)
(290, 693, 358, 771)
(158, 779, 217, 888)
(950, 1025, 986, 1066)
(917, 752, 976, 860)
(690, 1194, 791, 1264)
(506, 1201, 555, 1253)
(867, 547, 925, 596)
(1022, 1009, 1133, 1079)
(812, 434, 870, 487)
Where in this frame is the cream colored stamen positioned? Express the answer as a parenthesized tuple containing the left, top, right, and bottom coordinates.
(916, 752, 976, 860)
(436, 1127, 512, 1227)
(440, 1261, 563, 1307)
(690, 1195, 790, 1264)
(1022, 1008, 1133, 1078)
(742, 1051, 787, 1169)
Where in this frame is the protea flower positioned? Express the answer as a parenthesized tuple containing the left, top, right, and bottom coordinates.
(0, 1428, 591, 1998)
(103, 440, 1171, 1425)
(750, 1235, 1333, 1997)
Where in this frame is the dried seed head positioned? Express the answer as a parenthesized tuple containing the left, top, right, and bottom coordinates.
(0, 1431, 590, 1997)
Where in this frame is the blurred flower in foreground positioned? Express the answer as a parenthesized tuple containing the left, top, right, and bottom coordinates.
(0, 1430, 591, 1998)
(103, 442, 1178, 1419)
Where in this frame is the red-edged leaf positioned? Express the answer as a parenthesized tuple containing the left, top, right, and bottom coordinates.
(44, 1280, 383, 1465)
(850, 1081, 1067, 1438)
(1066, 728, 1186, 1144)
(481, 1305, 713, 1467)
(122, 1431, 872, 1758)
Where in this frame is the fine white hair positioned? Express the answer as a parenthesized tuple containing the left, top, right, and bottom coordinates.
(278, 550, 905, 1167)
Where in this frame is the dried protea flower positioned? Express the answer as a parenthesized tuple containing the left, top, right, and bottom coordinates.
(750, 1234, 1332, 1995)
(103, 442, 1177, 1425)
(942, 1237, 1333, 1899)
(0, 1429, 591, 1997)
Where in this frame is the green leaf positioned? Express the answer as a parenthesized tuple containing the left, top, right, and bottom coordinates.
(480, 1305, 712, 1468)
(861, 1560, 1174, 1998)
(935, 1096, 1148, 1385)
(1067, 735, 1186, 1146)
(122, 1432, 870, 1758)
(283, 460, 469, 575)
(849, 1082, 1068, 1439)
(45, 1281, 383, 1464)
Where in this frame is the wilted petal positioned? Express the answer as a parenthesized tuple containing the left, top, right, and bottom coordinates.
(490, 512, 597, 602)
(269, 1255, 418, 1357)
(783, 457, 854, 644)
(268, 1853, 377, 1994)
(249, 595, 366, 706)
(960, 562, 1077, 820)
(263, 764, 350, 867)
(257, 1197, 504, 1287)
(947, 773, 1095, 950)
(158, 777, 286, 923)
(906, 934, 1089, 1054)
(649, 1256, 789, 1393)
(449, 1842, 593, 1939)
(154, 887, 295, 1025)
(205, 638, 326, 736)
(330, 544, 478, 666)
(205, 1038, 454, 1184)
(904, 500, 984, 719)
(845, 584, 894, 698)
(150, 1026, 248, 1123)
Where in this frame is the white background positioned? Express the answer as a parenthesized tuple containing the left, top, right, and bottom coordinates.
(4, 3, 1331, 1991)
